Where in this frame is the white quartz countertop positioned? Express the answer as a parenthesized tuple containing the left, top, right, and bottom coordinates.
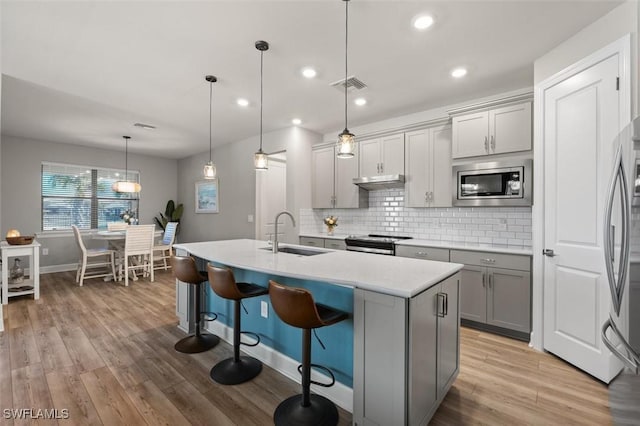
(174, 239, 463, 298)
(298, 233, 532, 256)
(299, 233, 349, 241)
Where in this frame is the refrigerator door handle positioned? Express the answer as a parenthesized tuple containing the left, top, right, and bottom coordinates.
(602, 316, 639, 374)
(604, 143, 630, 317)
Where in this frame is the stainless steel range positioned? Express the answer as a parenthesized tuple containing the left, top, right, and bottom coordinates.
(344, 234, 412, 256)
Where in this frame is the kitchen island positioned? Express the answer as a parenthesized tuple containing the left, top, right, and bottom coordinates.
(174, 239, 463, 425)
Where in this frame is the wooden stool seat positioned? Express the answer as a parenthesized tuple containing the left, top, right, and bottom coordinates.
(207, 265, 268, 385)
(171, 256, 219, 353)
(268, 280, 348, 426)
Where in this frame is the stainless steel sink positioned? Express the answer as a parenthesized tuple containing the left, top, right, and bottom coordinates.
(260, 246, 328, 256)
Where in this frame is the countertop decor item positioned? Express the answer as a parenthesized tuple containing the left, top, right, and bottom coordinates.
(6, 236, 34, 245)
(203, 75, 218, 179)
(336, 0, 355, 159)
(323, 216, 338, 235)
(254, 40, 270, 170)
(112, 136, 142, 193)
(9, 258, 24, 284)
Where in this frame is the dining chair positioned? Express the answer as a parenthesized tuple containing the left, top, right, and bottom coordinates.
(153, 222, 178, 271)
(123, 224, 155, 286)
(107, 222, 129, 231)
(71, 225, 117, 286)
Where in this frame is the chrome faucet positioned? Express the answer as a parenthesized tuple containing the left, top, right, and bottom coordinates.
(273, 211, 296, 253)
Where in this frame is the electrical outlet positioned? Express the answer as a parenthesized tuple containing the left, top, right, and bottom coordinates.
(248, 214, 254, 223)
(260, 301, 268, 318)
(42, 248, 49, 256)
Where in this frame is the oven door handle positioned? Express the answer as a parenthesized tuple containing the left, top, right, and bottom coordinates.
(346, 246, 393, 256)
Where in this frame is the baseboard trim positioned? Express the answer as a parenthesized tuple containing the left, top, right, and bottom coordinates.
(40, 263, 78, 274)
(204, 321, 353, 413)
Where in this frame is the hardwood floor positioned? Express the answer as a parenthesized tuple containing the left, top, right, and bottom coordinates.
(1, 271, 611, 425)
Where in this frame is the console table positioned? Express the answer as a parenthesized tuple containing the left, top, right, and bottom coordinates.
(1, 241, 41, 305)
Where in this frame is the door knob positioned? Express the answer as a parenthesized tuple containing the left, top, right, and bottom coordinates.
(542, 249, 556, 257)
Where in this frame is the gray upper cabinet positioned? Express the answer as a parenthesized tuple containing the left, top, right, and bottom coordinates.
(311, 145, 367, 209)
(359, 134, 405, 176)
(405, 126, 452, 208)
(451, 101, 532, 159)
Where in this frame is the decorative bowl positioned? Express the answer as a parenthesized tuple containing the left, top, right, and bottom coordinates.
(6, 236, 35, 245)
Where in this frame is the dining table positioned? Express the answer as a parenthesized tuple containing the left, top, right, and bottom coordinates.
(93, 228, 163, 281)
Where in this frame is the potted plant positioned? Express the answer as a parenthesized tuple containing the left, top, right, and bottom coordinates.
(154, 200, 184, 233)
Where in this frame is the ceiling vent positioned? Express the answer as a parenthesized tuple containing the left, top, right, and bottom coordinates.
(330, 75, 367, 92)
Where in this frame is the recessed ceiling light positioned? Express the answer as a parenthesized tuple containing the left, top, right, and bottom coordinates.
(237, 98, 249, 107)
(354, 98, 367, 106)
(292, 118, 302, 125)
(413, 15, 434, 30)
(301, 67, 317, 79)
(451, 67, 468, 78)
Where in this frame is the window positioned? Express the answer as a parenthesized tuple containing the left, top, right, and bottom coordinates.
(41, 162, 140, 231)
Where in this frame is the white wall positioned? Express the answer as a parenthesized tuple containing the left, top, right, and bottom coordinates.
(0, 135, 178, 268)
(176, 126, 319, 244)
(534, 0, 638, 115)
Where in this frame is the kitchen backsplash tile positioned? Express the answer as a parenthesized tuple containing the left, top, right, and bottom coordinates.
(300, 188, 532, 247)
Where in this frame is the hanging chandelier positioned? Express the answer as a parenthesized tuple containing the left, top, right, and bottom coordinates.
(336, 0, 355, 159)
(254, 40, 269, 170)
(203, 75, 218, 179)
(112, 136, 141, 193)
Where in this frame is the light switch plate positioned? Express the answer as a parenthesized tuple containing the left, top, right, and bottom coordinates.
(260, 301, 268, 318)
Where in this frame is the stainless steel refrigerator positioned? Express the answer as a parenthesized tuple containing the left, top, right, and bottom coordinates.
(602, 116, 640, 423)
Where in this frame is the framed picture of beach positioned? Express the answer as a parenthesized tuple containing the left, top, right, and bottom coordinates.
(195, 180, 219, 213)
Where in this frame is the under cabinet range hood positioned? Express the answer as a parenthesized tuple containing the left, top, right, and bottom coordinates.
(353, 174, 405, 190)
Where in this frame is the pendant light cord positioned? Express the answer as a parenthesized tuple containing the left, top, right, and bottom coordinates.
(124, 136, 129, 182)
(260, 49, 264, 151)
(344, 0, 349, 129)
(209, 81, 213, 162)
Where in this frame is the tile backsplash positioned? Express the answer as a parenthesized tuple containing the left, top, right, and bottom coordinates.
(300, 188, 532, 247)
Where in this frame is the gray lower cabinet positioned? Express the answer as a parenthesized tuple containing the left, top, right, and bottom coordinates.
(354, 273, 460, 425)
(299, 236, 346, 250)
(395, 245, 450, 262)
(452, 250, 531, 335)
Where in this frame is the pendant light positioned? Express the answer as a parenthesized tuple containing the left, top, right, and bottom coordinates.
(254, 40, 269, 170)
(112, 136, 142, 193)
(336, 0, 355, 159)
(203, 75, 218, 179)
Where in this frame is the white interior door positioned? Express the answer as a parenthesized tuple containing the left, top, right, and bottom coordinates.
(256, 156, 287, 242)
(543, 54, 622, 383)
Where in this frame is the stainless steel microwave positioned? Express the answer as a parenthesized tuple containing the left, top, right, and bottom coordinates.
(452, 159, 532, 207)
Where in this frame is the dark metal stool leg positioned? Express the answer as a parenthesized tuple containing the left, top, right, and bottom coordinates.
(273, 328, 339, 426)
(175, 283, 220, 354)
(210, 300, 263, 385)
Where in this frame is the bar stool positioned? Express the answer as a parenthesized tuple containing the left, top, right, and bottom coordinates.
(268, 280, 348, 426)
(207, 264, 268, 385)
(170, 256, 220, 353)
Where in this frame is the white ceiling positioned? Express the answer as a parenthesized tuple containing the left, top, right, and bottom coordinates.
(1, 1, 621, 159)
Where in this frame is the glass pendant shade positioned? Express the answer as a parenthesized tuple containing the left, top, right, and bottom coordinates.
(112, 181, 141, 193)
(203, 161, 216, 179)
(336, 128, 355, 158)
(254, 150, 268, 170)
(204, 75, 217, 179)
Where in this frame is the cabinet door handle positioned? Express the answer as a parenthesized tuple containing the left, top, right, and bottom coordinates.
(482, 273, 486, 287)
(376, 163, 380, 173)
(488, 274, 493, 288)
(481, 258, 496, 264)
(436, 293, 446, 317)
(380, 163, 384, 173)
(484, 136, 489, 153)
(429, 192, 433, 202)
(490, 135, 495, 151)
(443, 292, 448, 316)
(416, 251, 428, 257)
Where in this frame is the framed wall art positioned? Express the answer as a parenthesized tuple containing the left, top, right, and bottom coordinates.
(195, 179, 219, 213)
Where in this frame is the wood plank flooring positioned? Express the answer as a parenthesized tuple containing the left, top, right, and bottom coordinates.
(1, 270, 612, 425)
